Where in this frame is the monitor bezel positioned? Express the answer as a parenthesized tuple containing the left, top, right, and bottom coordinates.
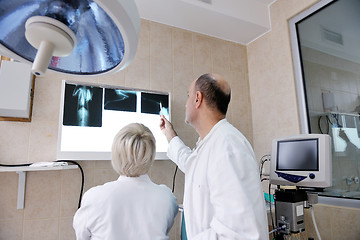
(270, 134, 332, 188)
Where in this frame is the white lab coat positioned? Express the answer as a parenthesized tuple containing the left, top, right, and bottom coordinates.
(168, 119, 268, 240)
(73, 174, 178, 240)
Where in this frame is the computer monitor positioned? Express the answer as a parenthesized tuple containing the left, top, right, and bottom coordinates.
(57, 80, 171, 160)
(270, 134, 332, 188)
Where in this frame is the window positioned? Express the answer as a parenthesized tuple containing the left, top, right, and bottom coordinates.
(290, 0, 360, 202)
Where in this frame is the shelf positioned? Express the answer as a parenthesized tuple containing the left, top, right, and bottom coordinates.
(310, 110, 360, 117)
(0, 165, 78, 172)
(0, 164, 78, 209)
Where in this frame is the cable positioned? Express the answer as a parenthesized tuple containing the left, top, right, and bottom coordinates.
(56, 160, 84, 209)
(259, 154, 271, 178)
(318, 116, 328, 134)
(0, 163, 31, 167)
(0, 161, 84, 209)
(172, 165, 178, 193)
(269, 183, 277, 239)
(310, 206, 322, 240)
(268, 224, 286, 234)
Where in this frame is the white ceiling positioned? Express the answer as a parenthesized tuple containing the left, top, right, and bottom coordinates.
(298, 0, 360, 64)
(134, 0, 277, 45)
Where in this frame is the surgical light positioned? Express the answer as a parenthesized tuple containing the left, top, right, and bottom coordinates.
(0, 0, 140, 76)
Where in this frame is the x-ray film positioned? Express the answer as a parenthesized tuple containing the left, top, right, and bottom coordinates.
(104, 89, 136, 112)
(63, 83, 103, 127)
(141, 92, 169, 115)
(58, 81, 171, 160)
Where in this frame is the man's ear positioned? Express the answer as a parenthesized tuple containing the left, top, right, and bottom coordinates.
(195, 91, 202, 109)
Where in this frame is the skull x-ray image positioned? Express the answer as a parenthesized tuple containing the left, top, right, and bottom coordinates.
(141, 92, 169, 115)
(63, 83, 103, 127)
(104, 89, 136, 112)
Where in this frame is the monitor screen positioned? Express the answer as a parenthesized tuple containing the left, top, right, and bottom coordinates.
(57, 81, 171, 160)
(277, 139, 318, 171)
(270, 134, 332, 188)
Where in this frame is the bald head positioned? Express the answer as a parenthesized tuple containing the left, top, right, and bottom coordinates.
(195, 73, 231, 115)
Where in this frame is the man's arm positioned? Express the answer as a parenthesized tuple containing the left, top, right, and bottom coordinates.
(160, 116, 192, 173)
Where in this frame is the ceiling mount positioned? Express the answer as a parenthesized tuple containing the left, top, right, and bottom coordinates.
(25, 16, 77, 76)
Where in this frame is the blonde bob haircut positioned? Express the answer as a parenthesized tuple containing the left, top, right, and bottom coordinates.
(111, 123, 156, 177)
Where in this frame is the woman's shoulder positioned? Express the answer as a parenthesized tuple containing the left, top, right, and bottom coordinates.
(82, 180, 118, 202)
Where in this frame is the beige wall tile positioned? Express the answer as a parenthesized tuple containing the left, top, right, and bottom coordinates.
(28, 120, 58, 163)
(93, 168, 119, 187)
(31, 77, 62, 122)
(0, 173, 24, 220)
(304, 205, 332, 240)
(331, 206, 360, 239)
(0, 219, 23, 240)
(59, 217, 76, 240)
(94, 160, 113, 169)
(173, 28, 194, 96)
(96, 70, 125, 87)
(193, 34, 212, 76)
(229, 43, 247, 73)
(23, 218, 58, 240)
(150, 22, 173, 92)
(0, 122, 30, 164)
(125, 20, 150, 89)
(149, 160, 177, 190)
(60, 169, 82, 218)
(77, 160, 95, 169)
(81, 165, 96, 193)
(211, 38, 230, 74)
(24, 171, 61, 219)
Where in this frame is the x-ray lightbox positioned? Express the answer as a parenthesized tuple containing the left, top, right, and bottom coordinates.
(57, 80, 171, 160)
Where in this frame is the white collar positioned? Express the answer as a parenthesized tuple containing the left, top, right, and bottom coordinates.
(118, 174, 151, 182)
(194, 118, 227, 151)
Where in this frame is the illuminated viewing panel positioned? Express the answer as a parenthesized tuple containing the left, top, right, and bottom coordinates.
(57, 81, 171, 160)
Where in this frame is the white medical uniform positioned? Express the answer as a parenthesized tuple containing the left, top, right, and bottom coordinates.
(168, 119, 268, 240)
(73, 174, 178, 240)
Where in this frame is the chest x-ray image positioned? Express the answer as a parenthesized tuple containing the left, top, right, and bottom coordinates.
(104, 89, 137, 112)
(141, 92, 169, 116)
(63, 83, 103, 127)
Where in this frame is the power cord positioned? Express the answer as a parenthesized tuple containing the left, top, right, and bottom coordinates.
(172, 165, 178, 193)
(56, 160, 84, 209)
(269, 183, 277, 239)
(0, 163, 31, 167)
(259, 154, 271, 179)
(0, 161, 84, 209)
(268, 224, 286, 235)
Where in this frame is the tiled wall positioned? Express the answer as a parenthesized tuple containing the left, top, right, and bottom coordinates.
(0, 20, 251, 239)
(248, 0, 360, 239)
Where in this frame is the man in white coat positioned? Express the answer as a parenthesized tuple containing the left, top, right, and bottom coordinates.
(160, 73, 268, 239)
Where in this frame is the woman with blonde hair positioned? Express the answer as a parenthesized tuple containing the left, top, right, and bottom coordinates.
(73, 123, 178, 240)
